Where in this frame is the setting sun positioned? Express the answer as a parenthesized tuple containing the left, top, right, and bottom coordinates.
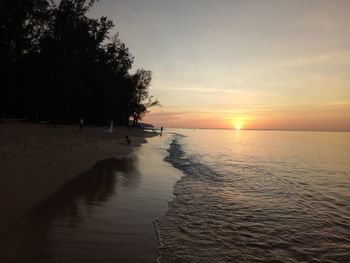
(232, 117, 243, 130)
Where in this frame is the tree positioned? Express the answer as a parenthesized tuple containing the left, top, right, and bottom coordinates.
(36, 0, 115, 121)
(0, 0, 159, 125)
(130, 69, 160, 126)
(0, 0, 53, 117)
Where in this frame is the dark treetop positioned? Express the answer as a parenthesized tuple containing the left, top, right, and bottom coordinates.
(0, 0, 159, 125)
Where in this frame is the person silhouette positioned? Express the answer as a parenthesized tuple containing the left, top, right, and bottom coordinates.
(124, 136, 131, 145)
(79, 118, 84, 131)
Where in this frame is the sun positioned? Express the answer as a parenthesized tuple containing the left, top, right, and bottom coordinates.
(229, 116, 249, 130)
(235, 122, 242, 130)
(231, 117, 244, 130)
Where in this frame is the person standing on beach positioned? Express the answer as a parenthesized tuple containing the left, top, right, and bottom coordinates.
(51, 118, 56, 128)
(79, 118, 84, 131)
(160, 126, 164, 136)
(109, 119, 113, 133)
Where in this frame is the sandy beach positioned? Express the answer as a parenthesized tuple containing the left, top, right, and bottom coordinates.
(0, 120, 157, 235)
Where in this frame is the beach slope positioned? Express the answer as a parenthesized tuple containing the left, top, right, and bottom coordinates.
(0, 121, 156, 234)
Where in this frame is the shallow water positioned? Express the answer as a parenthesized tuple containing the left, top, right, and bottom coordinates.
(0, 135, 181, 263)
(157, 130, 350, 262)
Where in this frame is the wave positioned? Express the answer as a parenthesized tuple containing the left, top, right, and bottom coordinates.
(155, 134, 350, 263)
(155, 134, 238, 262)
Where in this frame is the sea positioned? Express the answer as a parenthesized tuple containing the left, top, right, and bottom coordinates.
(157, 129, 350, 263)
(1, 129, 349, 263)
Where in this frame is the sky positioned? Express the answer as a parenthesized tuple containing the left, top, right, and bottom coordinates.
(89, 0, 350, 131)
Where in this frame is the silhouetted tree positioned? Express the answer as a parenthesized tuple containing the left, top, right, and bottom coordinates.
(130, 69, 160, 126)
(0, 0, 159, 125)
(0, 0, 53, 117)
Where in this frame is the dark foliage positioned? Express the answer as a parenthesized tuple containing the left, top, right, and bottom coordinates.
(0, 0, 158, 125)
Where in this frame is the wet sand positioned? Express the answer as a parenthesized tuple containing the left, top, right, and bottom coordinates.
(0, 121, 157, 235)
(0, 133, 181, 262)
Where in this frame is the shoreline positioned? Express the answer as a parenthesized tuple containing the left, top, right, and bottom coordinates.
(0, 121, 157, 235)
(0, 128, 183, 262)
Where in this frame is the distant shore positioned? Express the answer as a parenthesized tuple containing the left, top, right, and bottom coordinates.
(0, 120, 157, 235)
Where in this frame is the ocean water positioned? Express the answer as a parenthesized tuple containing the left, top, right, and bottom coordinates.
(156, 129, 350, 262)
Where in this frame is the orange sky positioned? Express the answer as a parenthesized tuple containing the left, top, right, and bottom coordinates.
(143, 103, 350, 131)
(90, 0, 350, 131)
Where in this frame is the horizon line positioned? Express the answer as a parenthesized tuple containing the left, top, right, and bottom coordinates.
(159, 127, 350, 133)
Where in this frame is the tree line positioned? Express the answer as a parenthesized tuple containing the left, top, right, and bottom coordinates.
(0, 0, 159, 126)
